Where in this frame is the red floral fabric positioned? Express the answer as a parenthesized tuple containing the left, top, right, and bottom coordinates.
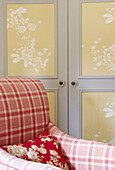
(1, 129, 69, 170)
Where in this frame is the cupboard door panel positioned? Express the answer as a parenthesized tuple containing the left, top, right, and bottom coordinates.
(47, 92, 55, 124)
(7, 4, 55, 76)
(82, 92, 115, 145)
(82, 2, 115, 76)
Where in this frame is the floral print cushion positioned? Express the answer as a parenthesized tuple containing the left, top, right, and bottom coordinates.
(1, 130, 69, 170)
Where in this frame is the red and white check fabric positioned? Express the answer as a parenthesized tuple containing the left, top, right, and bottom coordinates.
(0, 77, 50, 146)
(48, 121, 115, 170)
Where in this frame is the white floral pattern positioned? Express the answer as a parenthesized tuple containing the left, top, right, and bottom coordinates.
(92, 39, 115, 72)
(91, 97, 115, 145)
(31, 145, 47, 154)
(108, 138, 115, 145)
(7, 7, 51, 73)
(103, 98, 115, 118)
(92, 132, 115, 145)
(3, 145, 27, 157)
(103, 4, 115, 24)
(50, 150, 60, 159)
(41, 136, 52, 142)
(91, 4, 115, 72)
(27, 148, 38, 160)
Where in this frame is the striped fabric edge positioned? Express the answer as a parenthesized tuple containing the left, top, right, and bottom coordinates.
(0, 162, 19, 170)
(48, 121, 115, 170)
(0, 148, 62, 170)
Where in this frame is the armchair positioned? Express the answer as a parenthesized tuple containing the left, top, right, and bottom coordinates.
(0, 77, 115, 170)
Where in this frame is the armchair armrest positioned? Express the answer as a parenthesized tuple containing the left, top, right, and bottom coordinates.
(48, 121, 115, 170)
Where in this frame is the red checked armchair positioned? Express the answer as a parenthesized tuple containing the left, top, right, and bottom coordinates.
(0, 77, 115, 170)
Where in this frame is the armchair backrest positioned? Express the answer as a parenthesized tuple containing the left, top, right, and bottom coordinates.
(0, 77, 50, 146)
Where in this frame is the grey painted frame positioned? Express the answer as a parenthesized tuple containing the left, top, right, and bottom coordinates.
(79, 0, 115, 79)
(79, 88, 115, 138)
(46, 88, 58, 126)
(4, 0, 58, 78)
(0, 1, 5, 76)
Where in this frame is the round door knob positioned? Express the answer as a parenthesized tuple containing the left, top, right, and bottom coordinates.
(59, 81, 65, 87)
(71, 81, 78, 86)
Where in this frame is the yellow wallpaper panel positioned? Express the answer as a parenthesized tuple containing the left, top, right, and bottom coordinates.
(7, 4, 55, 76)
(82, 2, 115, 76)
(47, 92, 55, 124)
(82, 92, 115, 145)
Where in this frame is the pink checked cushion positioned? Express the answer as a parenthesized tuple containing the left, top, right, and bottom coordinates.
(48, 122, 115, 170)
(1, 129, 69, 170)
(0, 77, 50, 146)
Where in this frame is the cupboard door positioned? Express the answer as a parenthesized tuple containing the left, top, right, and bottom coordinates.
(69, 0, 115, 145)
(0, 0, 68, 133)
